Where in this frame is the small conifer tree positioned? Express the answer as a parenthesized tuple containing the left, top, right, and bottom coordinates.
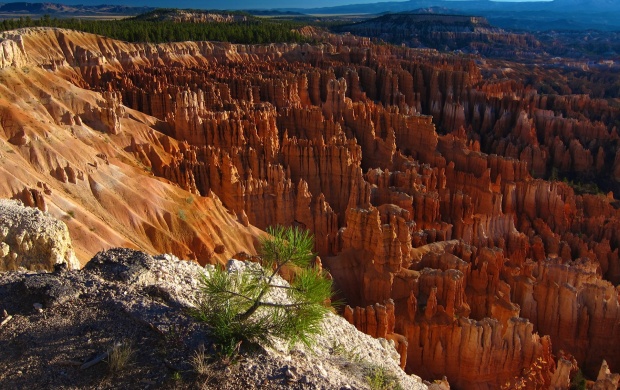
(194, 226, 333, 356)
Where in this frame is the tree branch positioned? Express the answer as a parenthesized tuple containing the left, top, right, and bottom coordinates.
(256, 301, 309, 309)
(237, 252, 292, 321)
(219, 289, 255, 302)
(236, 226, 315, 322)
(267, 284, 296, 290)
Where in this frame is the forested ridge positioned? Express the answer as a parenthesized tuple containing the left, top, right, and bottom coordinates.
(0, 14, 310, 44)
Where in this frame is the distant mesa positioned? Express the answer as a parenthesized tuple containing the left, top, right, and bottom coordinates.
(247, 9, 306, 16)
(296, 0, 620, 31)
(0, 2, 152, 15)
(401, 6, 464, 15)
(333, 12, 525, 53)
(355, 12, 490, 26)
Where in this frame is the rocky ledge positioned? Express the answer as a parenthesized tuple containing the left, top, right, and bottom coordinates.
(0, 247, 431, 390)
(0, 199, 79, 271)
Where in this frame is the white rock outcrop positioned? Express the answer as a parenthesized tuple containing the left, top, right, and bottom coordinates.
(0, 199, 79, 271)
(221, 259, 429, 389)
(136, 256, 430, 388)
(0, 32, 27, 69)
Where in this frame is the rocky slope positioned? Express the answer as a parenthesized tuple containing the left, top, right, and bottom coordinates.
(0, 28, 263, 264)
(0, 246, 428, 389)
(0, 27, 619, 389)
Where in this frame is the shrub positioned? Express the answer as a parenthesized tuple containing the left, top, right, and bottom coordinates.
(107, 342, 134, 373)
(193, 226, 333, 356)
(549, 167, 559, 181)
(365, 365, 402, 390)
(330, 341, 362, 363)
(190, 345, 213, 378)
(571, 370, 587, 390)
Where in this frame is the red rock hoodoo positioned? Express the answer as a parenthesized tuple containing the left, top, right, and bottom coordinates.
(0, 28, 618, 389)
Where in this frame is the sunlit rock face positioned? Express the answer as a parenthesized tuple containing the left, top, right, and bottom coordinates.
(0, 27, 618, 389)
(0, 198, 79, 271)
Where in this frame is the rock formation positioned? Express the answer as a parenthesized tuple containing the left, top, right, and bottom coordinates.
(0, 27, 618, 389)
(0, 198, 79, 270)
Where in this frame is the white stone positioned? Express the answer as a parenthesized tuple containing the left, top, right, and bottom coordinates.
(0, 199, 79, 271)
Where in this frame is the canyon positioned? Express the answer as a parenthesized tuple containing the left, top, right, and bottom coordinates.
(0, 27, 618, 389)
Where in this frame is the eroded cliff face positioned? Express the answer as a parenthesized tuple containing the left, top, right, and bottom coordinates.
(0, 28, 262, 264)
(0, 28, 618, 389)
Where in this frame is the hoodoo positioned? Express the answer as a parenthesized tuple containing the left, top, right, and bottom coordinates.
(0, 25, 618, 389)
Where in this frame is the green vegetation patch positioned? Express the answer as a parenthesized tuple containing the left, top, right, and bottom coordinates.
(193, 226, 333, 357)
(0, 13, 309, 44)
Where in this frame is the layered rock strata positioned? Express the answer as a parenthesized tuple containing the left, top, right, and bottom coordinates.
(0, 28, 618, 389)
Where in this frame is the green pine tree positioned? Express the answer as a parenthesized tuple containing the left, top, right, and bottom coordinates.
(193, 226, 333, 356)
